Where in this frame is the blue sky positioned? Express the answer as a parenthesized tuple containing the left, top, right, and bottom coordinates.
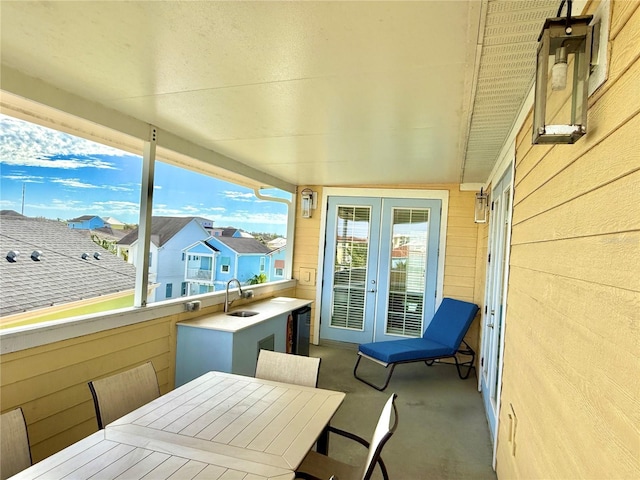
(0, 115, 290, 235)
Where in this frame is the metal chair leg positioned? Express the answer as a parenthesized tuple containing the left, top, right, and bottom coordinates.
(353, 355, 396, 391)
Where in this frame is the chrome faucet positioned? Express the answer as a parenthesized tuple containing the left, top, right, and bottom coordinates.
(224, 278, 243, 312)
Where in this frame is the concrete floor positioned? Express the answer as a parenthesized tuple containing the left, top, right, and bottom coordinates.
(310, 342, 497, 480)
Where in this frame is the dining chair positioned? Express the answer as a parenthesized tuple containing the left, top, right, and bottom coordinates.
(255, 349, 321, 387)
(0, 407, 32, 480)
(295, 393, 398, 480)
(88, 361, 160, 429)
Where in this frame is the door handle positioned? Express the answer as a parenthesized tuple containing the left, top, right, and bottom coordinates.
(368, 289, 376, 293)
(487, 323, 494, 328)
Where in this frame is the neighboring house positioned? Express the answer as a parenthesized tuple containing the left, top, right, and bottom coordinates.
(117, 217, 211, 302)
(0, 210, 25, 218)
(182, 239, 219, 295)
(267, 237, 286, 250)
(67, 215, 105, 230)
(184, 231, 272, 291)
(267, 245, 286, 281)
(102, 216, 126, 230)
(0, 214, 136, 324)
(209, 227, 254, 238)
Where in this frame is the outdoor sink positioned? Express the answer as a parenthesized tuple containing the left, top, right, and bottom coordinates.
(227, 310, 259, 318)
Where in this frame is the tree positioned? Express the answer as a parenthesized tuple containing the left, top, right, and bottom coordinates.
(247, 273, 267, 284)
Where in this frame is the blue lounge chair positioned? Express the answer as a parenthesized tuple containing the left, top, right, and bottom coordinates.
(354, 298, 480, 390)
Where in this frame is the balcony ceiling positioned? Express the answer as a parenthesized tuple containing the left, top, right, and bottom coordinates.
(0, 1, 560, 187)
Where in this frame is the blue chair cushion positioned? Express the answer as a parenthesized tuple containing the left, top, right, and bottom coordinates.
(422, 298, 479, 350)
(359, 338, 454, 364)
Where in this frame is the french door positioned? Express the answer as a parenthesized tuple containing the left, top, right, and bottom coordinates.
(481, 167, 513, 443)
(320, 196, 441, 344)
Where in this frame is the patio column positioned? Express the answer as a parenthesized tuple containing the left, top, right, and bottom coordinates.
(134, 126, 157, 307)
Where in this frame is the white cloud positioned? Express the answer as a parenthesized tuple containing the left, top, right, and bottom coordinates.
(92, 200, 139, 210)
(89, 200, 140, 217)
(105, 185, 133, 192)
(1, 174, 45, 183)
(51, 178, 100, 189)
(0, 115, 126, 169)
(218, 210, 287, 226)
(0, 199, 17, 208)
(152, 205, 190, 216)
(47, 178, 132, 191)
(222, 190, 255, 202)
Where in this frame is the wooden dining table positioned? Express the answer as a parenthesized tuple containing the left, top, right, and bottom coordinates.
(11, 371, 345, 480)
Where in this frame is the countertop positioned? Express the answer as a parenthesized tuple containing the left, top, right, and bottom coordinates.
(176, 297, 312, 333)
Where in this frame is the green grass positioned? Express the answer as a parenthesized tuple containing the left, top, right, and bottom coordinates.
(1, 295, 135, 329)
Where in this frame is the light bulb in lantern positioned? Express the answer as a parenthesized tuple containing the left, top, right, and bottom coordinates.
(551, 46, 568, 91)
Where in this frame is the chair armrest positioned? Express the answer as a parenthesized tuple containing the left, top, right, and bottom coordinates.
(325, 425, 370, 449)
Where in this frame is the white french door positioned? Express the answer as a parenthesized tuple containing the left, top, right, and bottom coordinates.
(320, 195, 442, 344)
(481, 167, 513, 444)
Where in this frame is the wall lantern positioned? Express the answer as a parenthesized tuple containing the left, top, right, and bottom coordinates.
(533, 0, 593, 145)
(300, 188, 317, 218)
(474, 188, 488, 224)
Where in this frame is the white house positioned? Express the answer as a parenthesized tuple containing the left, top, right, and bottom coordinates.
(117, 217, 211, 302)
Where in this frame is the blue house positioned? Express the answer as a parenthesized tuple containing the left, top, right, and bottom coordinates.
(117, 216, 211, 302)
(67, 215, 105, 230)
(267, 245, 287, 281)
(182, 239, 219, 295)
(183, 230, 272, 293)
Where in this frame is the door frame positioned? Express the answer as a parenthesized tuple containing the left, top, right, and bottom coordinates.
(478, 161, 514, 467)
(313, 187, 449, 345)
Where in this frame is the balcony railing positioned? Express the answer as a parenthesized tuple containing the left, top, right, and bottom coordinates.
(185, 268, 213, 282)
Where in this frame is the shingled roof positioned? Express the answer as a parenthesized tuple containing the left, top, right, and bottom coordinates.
(67, 214, 103, 222)
(0, 215, 136, 317)
(211, 236, 272, 254)
(117, 216, 199, 247)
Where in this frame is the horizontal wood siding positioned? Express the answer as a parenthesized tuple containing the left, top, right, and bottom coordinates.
(496, 1, 640, 478)
(293, 185, 482, 350)
(292, 185, 323, 343)
(0, 287, 296, 463)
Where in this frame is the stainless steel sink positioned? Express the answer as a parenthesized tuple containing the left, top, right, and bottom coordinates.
(226, 310, 259, 317)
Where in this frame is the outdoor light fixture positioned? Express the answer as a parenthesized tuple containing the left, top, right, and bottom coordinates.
(474, 189, 488, 224)
(300, 188, 317, 218)
(533, 0, 593, 144)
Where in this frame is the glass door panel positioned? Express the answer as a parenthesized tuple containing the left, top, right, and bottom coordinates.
(321, 198, 380, 344)
(374, 198, 441, 342)
(330, 205, 371, 331)
(385, 208, 429, 336)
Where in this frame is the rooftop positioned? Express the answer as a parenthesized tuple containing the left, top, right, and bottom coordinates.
(0, 215, 136, 317)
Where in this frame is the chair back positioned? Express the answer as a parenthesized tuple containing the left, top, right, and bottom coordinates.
(360, 393, 399, 480)
(0, 407, 32, 480)
(255, 350, 321, 387)
(88, 362, 160, 429)
(423, 298, 479, 350)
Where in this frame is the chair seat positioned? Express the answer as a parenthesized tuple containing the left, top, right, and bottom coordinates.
(359, 338, 454, 364)
(298, 450, 363, 480)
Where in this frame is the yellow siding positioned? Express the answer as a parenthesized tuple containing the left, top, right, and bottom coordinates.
(496, 1, 640, 478)
(293, 185, 324, 343)
(0, 287, 296, 462)
(293, 184, 483, 350)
